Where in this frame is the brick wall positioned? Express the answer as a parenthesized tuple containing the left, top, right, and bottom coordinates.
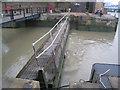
(70, 2, 87, 12)
(2, 2, 51, 9)
(94, 2, 104, 13)
(2, 2, 104, 13)
(88, 2, 96, 13)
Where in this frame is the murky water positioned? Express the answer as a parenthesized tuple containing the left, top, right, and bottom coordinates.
(2, 19, 119, 87)
(2, 27, 51, 78)
(61, 22, 119, 86)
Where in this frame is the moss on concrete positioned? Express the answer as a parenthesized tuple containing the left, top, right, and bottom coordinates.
(70, 16, 117, 32)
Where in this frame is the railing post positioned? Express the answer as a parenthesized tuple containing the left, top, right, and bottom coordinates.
(28, 8, 30, 13)
(42, 8, 43, 13)
(39, 7, 41, 13)
(32, 45, 39, 66)
(31, 8, 33, 15)
(10, 9, 14, 20)
(19, 4, 21, 15)
(45, 8, 47, 13)
(43, 8, 45, 13)
(29, 8, 31, 13)
(19, 8, 21, 15)
(39, 8, 40, 13)
(37, 8, 39, 14)
(23, 9, 25, 17)
(38, 8, 39, 14)
(32, 15, 67, 70)
(50, 32, 55, 55)
(4, 2, 8, 14)
(40, 8, 41, 14)
(26, 8, 28, 13)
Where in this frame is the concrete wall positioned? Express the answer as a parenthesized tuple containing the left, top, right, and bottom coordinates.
(70, 15, 117, 32)
(88, 2, 96, 13)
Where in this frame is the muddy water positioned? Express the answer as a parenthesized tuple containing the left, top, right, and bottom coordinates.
(2, 27, 51, 78)
(61, 26, 118, 85)
(2, 20, 119, 87)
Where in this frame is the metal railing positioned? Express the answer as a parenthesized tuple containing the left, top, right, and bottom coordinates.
(32, 14, 69, 82)
(32, 14, 67, 65)
(1, 7, 45, 21)
(44, 18, 69, 82)
(44, 16, 69, 82)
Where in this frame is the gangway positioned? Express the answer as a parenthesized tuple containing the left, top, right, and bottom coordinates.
(16, 14, 69, 88)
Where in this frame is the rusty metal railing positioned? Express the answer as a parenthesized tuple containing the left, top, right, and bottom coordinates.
(32, 14, 67, 65)
(32, 14, 69, 82)
(1, 7, 45, 20)
(44, 18, 69, 81)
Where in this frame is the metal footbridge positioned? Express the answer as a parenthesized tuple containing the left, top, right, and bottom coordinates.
(16, 14, 69, 88)
(1, 7, 46, 27)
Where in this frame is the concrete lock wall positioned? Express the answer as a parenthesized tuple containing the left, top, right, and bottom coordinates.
(38, 14, 118, 32)
(2, 14, 118, 32)
(70, 15, 118, 32)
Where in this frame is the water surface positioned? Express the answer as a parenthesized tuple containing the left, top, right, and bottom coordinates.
(2, 27, 51, 78)
(61, 29, 118, 85)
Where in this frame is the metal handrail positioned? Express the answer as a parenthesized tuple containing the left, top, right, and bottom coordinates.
(32, 14, 67, 46)
(36, 17, 68, 59)
(32, 14, 67, 61)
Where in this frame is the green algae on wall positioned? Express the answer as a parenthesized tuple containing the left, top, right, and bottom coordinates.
(70, 16, 118, 32)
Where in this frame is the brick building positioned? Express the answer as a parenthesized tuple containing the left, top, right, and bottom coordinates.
(94, 2, 104, 13)
(85, 2, 104, 13)
(2, 2, 50, 9)
(55, 2, 104, 13)
(70, 2, 87, 12)
(2, 2, 104, 13)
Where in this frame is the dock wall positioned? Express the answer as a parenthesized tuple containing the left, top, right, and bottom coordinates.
(38, 14, 118, 32)
(70, 15, 118, 32)
(3, 13, 118, 32)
